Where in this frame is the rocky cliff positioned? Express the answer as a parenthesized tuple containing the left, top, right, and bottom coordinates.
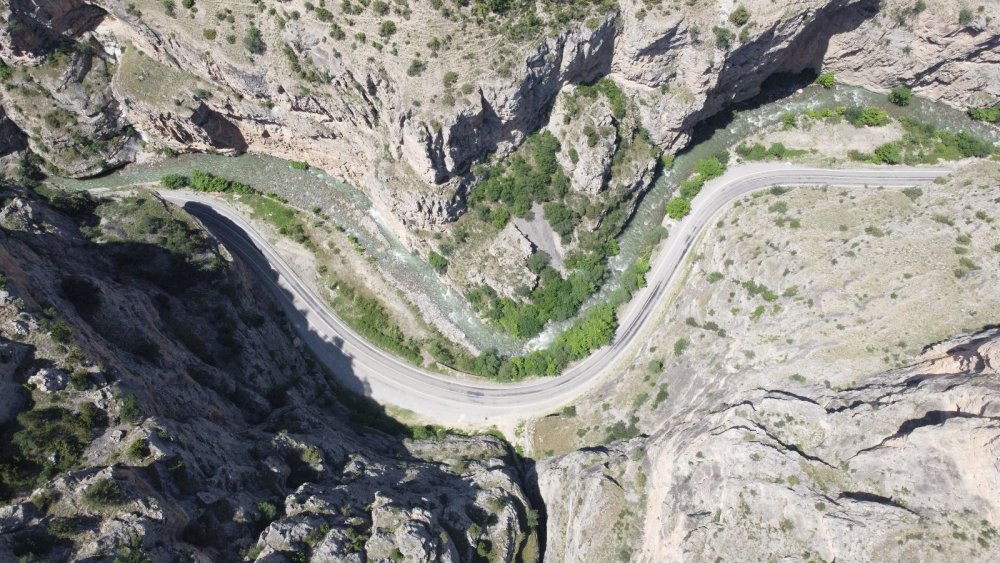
(1, 0, 995, 237)
(536, 328, 1000, 561)
(0, 182, 538, 562)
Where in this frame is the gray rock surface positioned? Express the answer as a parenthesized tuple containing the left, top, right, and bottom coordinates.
(27, 366, 68, 392)
(536, 328, 1000, 561)
(1, 0, 993, 240)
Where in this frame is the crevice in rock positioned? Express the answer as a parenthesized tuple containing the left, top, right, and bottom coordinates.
(824, 399, 868, 414)
(712, 399, 757, 415)
(756, 388, 821, 406)
(852, 408, 1000, 459)
(711, 422, 834, 468)
(838, 491, 917, 515)
(909, 35, 1000, 87)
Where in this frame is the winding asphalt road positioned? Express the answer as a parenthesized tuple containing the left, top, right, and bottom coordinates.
(159, 163, 949, 426)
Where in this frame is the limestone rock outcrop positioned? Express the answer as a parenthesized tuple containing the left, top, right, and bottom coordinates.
(536, 328, 1000, 561)
(1, 0, 993, 239)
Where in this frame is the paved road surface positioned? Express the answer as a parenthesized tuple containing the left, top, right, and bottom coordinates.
(159, 163, 949, 426)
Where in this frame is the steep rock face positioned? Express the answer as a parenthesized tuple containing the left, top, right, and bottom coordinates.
(0, 0, 107, 62)
(536, 328, 1000, 561)
(824, 0, 1000, 106)
(549, 88, 617, 195)
(4, 0, 992, 238)
(0, 186, 536, 562)
(612, 0, 883, 148)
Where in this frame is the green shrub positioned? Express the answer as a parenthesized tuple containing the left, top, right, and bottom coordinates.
(119, 394, 141, 424)
(257, 501, 280, 522)
(243, 26, 266, 54)
(693, 156, 725, 179)
(845, 106, 890, 127)
(573, 77, 627, 120)
(736, 142, 768, 161)
(648, 359, 664, 372)
(187, 170, 258, 194)
(160, 174, 188, 189)
(729, 5, 750, 26)
(652, 384, 669, 407)
(602, 419, 639, 444)
(83, 478, 125, 507)
(872, 142, 903, 164)
(673, 338, 689, 356)
(126, 438, 149, 460)
(0, 406, 99, 496)
(968, 106, 1000, 123)
(679, 177, 704, 199)
(443, 71, 459, 89)
(289, 160, 309, 170)
(888, 86, 912, 106)
(203, 29, 217, 41)
(543, 202, 579, 239)
(162, 0, 176, 17)
(379, 20, 397, 37)
(428, 250, 449, 273)
(665, 197, 691, 219)
(815, 72, 835, 88)
(712, 26, 733, 49)
(407, 58, 426, 76)
(959, 7, 973, 25)
(526, 251, 550, 273)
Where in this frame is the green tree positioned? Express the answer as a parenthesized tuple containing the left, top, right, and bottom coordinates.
(888, 86, 912, 106)
(693, 156, 725, 179)
(872, 142, 903, 164)
(815, 72, 835, 88)
(527, 251, 550, 273)
(666, 197, 691, 219)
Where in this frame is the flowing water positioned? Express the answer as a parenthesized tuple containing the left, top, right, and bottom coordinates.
(52, 84, 997, 354)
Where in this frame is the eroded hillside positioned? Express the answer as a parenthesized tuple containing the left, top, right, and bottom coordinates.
(0, 182, 539, 561)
